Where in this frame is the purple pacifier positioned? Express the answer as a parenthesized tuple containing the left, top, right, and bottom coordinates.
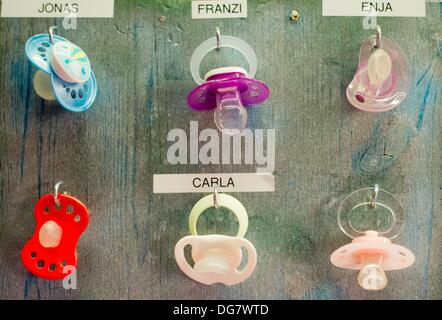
(188, 31, 269, 136)
(346, 26, 410, 112)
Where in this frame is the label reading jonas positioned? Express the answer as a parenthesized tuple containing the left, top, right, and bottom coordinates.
(192, 0, 247, 19)
(322, 0, 426, 17)
(1, 0, 114, 18)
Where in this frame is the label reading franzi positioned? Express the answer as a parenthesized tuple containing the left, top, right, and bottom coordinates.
(192, 0, 247, 19)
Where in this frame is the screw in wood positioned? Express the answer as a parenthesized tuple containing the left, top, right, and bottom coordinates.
(290, 9, 300, 22)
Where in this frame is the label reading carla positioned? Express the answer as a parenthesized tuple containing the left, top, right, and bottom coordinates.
(1, 0, 114, 18)
(153, 173, 274, 193)
(192, 0, 247, 19)
(322, 0, 426, 17)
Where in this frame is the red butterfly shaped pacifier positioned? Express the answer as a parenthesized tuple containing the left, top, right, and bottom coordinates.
(21, 181, 89, 280)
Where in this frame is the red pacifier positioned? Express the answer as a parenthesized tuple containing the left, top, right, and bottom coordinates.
(330, 185, 415, 291)
(21, 181, 89, 280)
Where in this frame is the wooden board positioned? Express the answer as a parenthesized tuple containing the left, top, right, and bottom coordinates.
(0, 0, 440, 300)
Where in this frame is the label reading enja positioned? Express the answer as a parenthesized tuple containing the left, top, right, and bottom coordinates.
(192, 0, 247, 19)
(322, 0, 426, 17)
(1, 0, 115, 18)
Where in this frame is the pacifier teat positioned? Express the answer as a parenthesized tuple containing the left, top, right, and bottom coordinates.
(346, 26, 410, 112)
(357, 253, 388, 291)
(331, 186, 415, 291)
(39, 220, 63, 248)
(188, 29, 269, 135)
(194, 249, 232, 274)
(175, 192, 257, 286)
(21, 181, 89, 280)
(210, 68, 249, 135)
(25, 26, 98, 112)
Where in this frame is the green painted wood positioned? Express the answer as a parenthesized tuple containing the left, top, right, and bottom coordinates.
(0, 0, 440, 299)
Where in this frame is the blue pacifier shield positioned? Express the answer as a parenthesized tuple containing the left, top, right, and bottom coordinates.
(25, 34, 67, 74)
(51, 71, 97, 112)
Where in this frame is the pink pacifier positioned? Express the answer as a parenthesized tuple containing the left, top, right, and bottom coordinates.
(187, 28, 269, 135)
(346, 26, 410, 112)
(175, 192, 257, 286)
(331, 185, 415, 291)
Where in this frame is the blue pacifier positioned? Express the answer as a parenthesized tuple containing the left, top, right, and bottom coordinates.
(25, 26, 97, 112)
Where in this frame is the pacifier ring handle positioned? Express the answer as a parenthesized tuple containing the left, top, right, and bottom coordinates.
(49, 26, 58, 44)
(347, 202, 396, 236)
(337, 186, 405, 240)
(189, 193, 249, 238)
(213, 186, 219, 209)
(216, 27, 221, 51)
(190, 35, 258, 85)
(371, 184, 379, 208)
(54, 181, 64, 207)
(375, 25, 382, 49)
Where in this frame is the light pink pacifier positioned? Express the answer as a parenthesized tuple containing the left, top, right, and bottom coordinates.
(346, 26, 410, 112)
(331, 185, 415, 291)
(174, 192, 257, 286)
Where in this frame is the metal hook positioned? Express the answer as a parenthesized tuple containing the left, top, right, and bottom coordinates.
(371, 184, 379, 208)
(216, 27, 221, 51)
(54, 181, 64, 207)
(213, 186, 219, 209)
(374, 25, 382, 49)
(49, 26, 58, 44)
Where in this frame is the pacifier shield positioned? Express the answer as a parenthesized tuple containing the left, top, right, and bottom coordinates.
(51, 41, 91, 83)
(25, 34, 67, 74)
(187, 71, 269, 111)
(21, 193, 89, 280)
(331, 241, 415, 271)
(51, 70, 97, 112)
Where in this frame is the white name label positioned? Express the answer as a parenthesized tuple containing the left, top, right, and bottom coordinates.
(153, 173, 274, 193)
(192, 0, 247, 19)
(322, 0, 426, 17)
(1, 0, 114, 18)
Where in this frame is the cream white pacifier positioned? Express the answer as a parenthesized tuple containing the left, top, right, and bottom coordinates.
(346, 26, 410, 112)
(175, 192, 257, 286)
(25, 26, 97, 112)
(331, 185, 415, 291)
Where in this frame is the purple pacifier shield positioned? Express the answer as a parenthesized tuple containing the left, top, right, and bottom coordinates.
(187, 72, 270, 111)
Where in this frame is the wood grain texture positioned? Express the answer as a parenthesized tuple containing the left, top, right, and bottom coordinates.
(0, 0, 440, 299)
